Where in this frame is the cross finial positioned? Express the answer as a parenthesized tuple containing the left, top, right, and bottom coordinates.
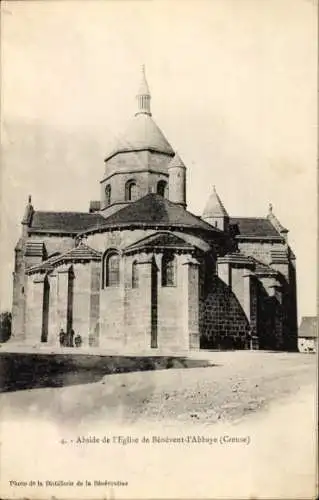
(269, 203, 273, 213)
(28, 194, 32, 204)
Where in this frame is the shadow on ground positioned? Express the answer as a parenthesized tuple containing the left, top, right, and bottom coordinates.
(0, 353, 214, 393)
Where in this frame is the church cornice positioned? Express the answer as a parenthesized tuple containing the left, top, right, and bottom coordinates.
(76, 222, 225, 238)
(100, 167, 169, 184)
(124, 245, 196, 256)
(28, 229, 78, 236)
(234, 235, 285, 243)
(104, 147, 174, 164)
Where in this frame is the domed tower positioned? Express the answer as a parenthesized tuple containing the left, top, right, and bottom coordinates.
(168, 152, 187, 208)
(202, 185, 229, 231)
(100, 66, 175, 216)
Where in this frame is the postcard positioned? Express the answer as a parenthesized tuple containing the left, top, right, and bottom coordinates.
(0, 1, 317, 499)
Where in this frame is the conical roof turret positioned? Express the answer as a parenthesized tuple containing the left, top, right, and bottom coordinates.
(203, 186, 229, 218)
(168, 152, 186, 169)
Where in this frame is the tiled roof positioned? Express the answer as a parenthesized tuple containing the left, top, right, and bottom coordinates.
(299, 317, 317, 338)
(217, 253, 279, 276)
(270, 249, 288, 264)
(26, 243, 102, 274)
(124, 231, 211, 255)
(82, 194, 218, 234)
(253, 259, 278, 276)
(28, 211, 106, 234)
(24, 240, 47, 258)
(218, 252, 254, 266)
(58, 244, 102, 261)
(230, 217, 282, 239)
(124, 232, 193, 254)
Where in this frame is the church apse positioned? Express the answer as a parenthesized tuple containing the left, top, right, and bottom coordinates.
(9, 70, 297, 353)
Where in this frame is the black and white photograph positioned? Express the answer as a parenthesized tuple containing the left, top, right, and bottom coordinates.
(0, 1, 317, 499)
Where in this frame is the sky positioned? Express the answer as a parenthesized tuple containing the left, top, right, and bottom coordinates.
(0, 0, 317, 320)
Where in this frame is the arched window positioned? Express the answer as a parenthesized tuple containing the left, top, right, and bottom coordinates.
(162, 253, 176, 287)
(125, 180, 138, 201)
(104, 252, 120, 287)
(132, 260, 139, 288)
(157, 180, 167, 198)
(105, 184, 111, 206)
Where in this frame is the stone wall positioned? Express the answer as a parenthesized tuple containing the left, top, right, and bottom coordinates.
(11, 243, 27, 341)
(72, 263, 91, 346)
(123, 255, 154, 350)
(89, 261, 101, 347)
(26, 234, 75, 258)
(96, 252, 197, 351)
(99, 279, 124, 350)
(298, 337, 317, 353)
(14, 225, 297, 353)
(100, 150, 171, 212)
(87, 229, 155, 254)
(256, 280, 279, 349)
(25, 274, 44, 344)
(199, 268, 288, 351)
(199, 275, 251, 349)
(238, 240, 286, 265)
(156, 254, 185, 350)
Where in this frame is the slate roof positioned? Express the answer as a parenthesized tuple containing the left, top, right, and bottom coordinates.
(267, 212, 288, 233)
(81, 194, 219, 235)
(230, 217, 283, 239)
(298, 317, 318, 338)
(26, 202, 285, 241)
(28, 211, 106, 234)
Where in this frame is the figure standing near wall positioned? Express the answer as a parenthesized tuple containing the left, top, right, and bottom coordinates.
(59, 328, 65, 347)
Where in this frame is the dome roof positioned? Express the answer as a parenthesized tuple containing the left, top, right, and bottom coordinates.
(105, 67, 175, 162)
(105, 113, 174, 161)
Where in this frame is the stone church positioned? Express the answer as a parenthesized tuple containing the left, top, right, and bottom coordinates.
(11, 69, 298, 352)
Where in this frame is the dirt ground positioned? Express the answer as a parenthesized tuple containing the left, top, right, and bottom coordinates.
(0, 350, 317, 499)
(0, 350, 316, 427)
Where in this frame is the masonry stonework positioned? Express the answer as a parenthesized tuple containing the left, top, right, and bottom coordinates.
(10, 69, 298, 352)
